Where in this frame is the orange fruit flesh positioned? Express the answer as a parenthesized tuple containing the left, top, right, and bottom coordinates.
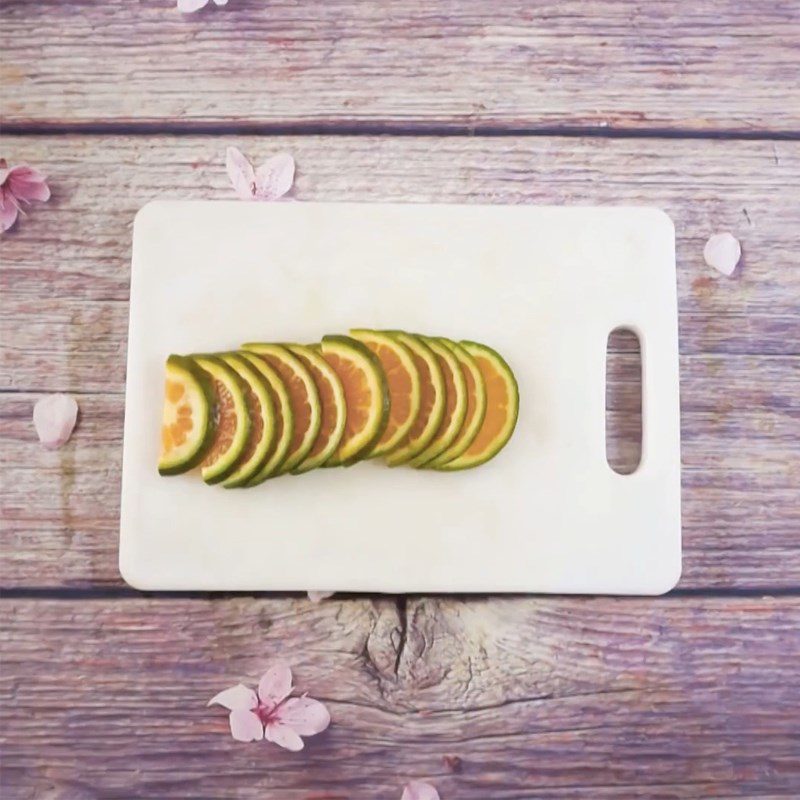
(258, 353, 312, 458)
(363, 340, 414, 447)
(295, 354, 337, 459)
(201, 379, 238, 467)
(403, 349, 436, 444)
(161, 380, 195, 455)
(166, 379, 185, 404)
(322, 351, 371, 449)
(461, 356, 511, 457)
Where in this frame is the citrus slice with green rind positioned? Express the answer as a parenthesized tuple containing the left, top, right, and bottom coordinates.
(237, 352, 294, 485)
(384, 332, 445, 466)
(349, 329, 421, 458)
(408, 337, 467, 467)
(218, 353, 276, 488)
(241, 343, 321, 474)
(427, 340, 487, 468)
(434, 341, 519, 470)
(286, 344, 347, 473)
(192, 354, 251, 484)
(320, 335, 390, 465)
(158, 354, 216, 476)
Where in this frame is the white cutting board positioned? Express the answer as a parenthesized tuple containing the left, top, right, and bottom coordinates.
(120, 201, 681, 594)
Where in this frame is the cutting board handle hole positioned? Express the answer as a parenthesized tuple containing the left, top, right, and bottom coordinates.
(606, 327, 642, 475)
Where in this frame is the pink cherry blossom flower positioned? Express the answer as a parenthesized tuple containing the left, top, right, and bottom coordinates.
(307, 591, 335, 603)
(225, 147, 295, 201)
(33, 394, 78, 449)
(177, 0, 228, 13)
(402, 781, 440, 800)
(0, 159, 51, 233)
(208, 663, 330, 750)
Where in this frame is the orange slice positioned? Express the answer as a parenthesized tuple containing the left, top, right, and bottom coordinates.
(384, 332, 445, 466)
(408, 337, 467, 467)
(435, 342, 519, 470)
(286, 344, 347, 472)
(192, 355, 251, 484)
(349, 329, 421, 458)
(320, 335, 389, 465)
(218, 353, 276, 488)
(428, 340, 488, 468)
(157, 355, 216, 476)
(241, 343, 321, 474)
(237, 352, 295, 485)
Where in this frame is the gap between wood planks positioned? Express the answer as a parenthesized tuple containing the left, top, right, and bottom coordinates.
(2, 587, 800, 599)
(2, 121, 800, 140)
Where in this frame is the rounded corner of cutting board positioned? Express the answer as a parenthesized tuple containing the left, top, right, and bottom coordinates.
(118, 552, 152, 592)
(650, 557, 683, 595)
(634, 206, 676, 239)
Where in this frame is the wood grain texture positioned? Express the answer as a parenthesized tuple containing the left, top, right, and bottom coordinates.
(1, 135, 799, 590)
(1, 0, 799, 132)
(1, 596, 799, 798)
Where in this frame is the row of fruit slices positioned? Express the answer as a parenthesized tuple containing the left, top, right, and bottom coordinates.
(158, 330, 519, 486)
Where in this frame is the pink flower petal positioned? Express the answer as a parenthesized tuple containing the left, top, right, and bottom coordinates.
(0, 186, 20, 232)
(257, 663, 293, 710)
(229, 709, 264, 742)
(254, 153, 295, 200)
(275, 696, 330, 736)
(7, 165, 51, 203)
(213, 0, 229, 5)
(225, 146, 256, 199)
(208, 683, 258, 711)
(401, 782, 441, 800)
(264, 722, 304, 751)
(307, 591, 335, 603)
(703, 232, 741, 277)
(33, 394, 78, 449)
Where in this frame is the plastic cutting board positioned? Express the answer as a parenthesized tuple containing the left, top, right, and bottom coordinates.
(120, 201, 681, 594)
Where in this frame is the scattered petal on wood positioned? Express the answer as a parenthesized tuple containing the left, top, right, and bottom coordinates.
(33, 394, 78, 449)
(1, 159, 51, 233)
(703, 232, 741, 276)
(225, 147, 295, 201)
(229, 708, 264, 742)
(307, 591, 335, 603)
(207, 683, 257, 711)
(225, 146, 257, 200)
(277, 696, 331, 736)
(257, 663, 293, 711)
(209, 663, 330, 749)
(264, 721, 305, 751)
(254, 153, 295, 200)
(401, 782, 441, 800)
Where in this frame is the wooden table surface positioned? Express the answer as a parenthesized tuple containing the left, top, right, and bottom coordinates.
(1, 2, 799, 798)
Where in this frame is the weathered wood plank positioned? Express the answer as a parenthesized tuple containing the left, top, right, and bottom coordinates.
(1, 0, 798, 132)
(1, 349, 798, 589)
(1, 596, 799, 798)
